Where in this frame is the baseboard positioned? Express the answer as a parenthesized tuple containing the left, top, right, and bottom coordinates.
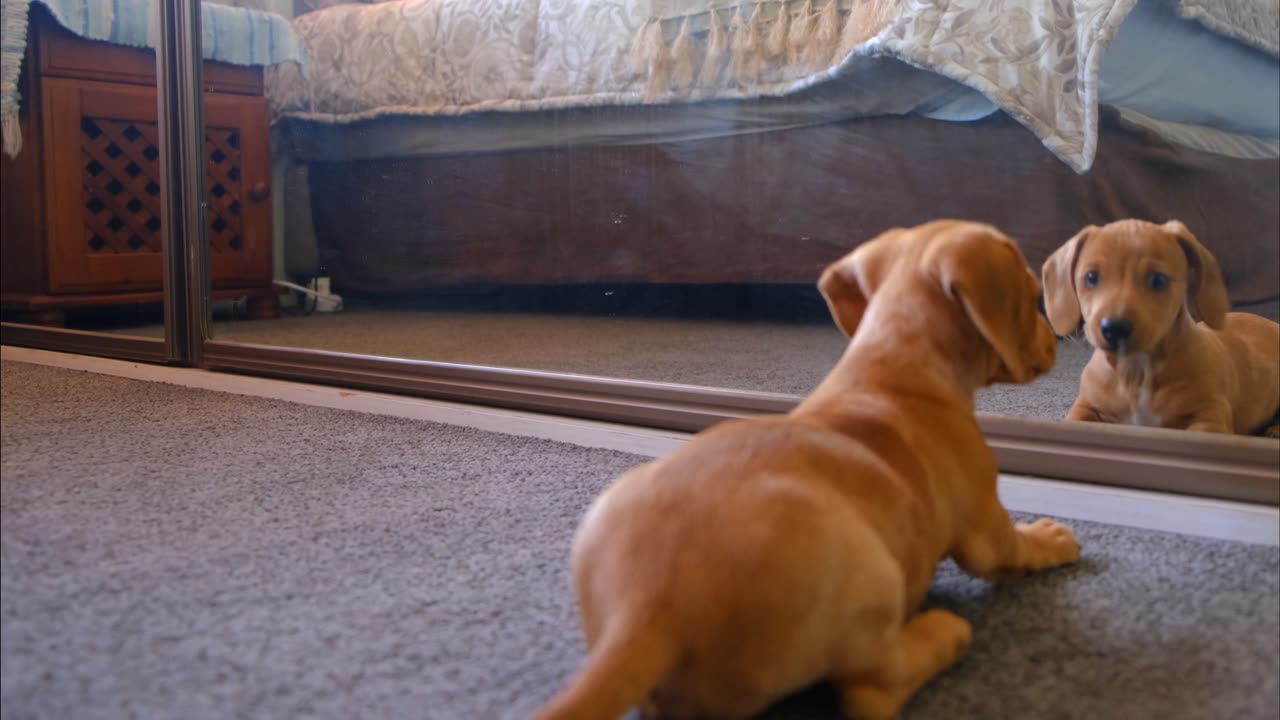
(996, 475, 1277, 545)
(5, 345, 1276, 546)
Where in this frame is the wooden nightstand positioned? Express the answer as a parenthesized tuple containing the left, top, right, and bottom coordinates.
(1, 6, 278, 326)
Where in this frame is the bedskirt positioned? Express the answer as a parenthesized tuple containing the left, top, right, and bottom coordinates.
(306, 108, 1280, 304)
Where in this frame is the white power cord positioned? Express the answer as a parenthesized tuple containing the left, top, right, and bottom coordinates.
(273, 279, 343, 313)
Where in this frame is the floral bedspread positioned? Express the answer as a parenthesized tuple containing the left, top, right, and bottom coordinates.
(266, 0, 1271, 173)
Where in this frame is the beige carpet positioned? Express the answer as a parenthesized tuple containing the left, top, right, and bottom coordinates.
(110, 308, 1094, 419)
(105, 299, 1280, 421)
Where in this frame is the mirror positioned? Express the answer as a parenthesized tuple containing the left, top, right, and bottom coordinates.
(0, 4, 171, 340)
(120, 0, 1278, 441)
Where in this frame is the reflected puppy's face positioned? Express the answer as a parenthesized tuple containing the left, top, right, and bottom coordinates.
(1042, 220, 1229, 356)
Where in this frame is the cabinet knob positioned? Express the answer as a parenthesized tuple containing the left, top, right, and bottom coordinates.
(248, 182, 271, 203)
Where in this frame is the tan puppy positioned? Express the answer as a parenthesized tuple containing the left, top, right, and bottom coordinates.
(1042, 219, 1280, 436)
(535, 221, 1081, 720)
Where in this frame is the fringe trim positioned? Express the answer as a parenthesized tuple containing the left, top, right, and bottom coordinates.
(698, 9, 729, 89)
(807, 0, 841, 67)
(838, 0, 896, 61)
(766, 2, 790, 57)
(1, 0, 32, 158)
(634, 0, 893, 100)
(2, 110, 20, 158)
(727, 5, 754, 86)
(669, 17, 697, 90)
(788, 0, 816, 65)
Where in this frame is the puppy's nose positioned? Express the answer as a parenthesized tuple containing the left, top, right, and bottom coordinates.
(1100, 317, 1133, 346)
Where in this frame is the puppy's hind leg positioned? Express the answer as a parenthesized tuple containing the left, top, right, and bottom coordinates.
(836, 610, 973, 720)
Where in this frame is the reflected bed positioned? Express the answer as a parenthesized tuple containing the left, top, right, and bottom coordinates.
(272, 0, 1279, 304)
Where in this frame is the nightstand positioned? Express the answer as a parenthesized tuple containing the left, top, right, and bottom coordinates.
(1, 6, 278, 326)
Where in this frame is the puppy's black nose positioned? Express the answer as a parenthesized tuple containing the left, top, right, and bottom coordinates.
(1100, 317, 1133, 346)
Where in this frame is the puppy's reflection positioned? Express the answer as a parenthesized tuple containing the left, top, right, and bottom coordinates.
(1042, 219, 1279, 437)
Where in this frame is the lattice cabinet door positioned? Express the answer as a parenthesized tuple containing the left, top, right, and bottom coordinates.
(42, 78, 272, 293)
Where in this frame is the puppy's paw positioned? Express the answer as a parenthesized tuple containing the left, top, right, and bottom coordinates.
(843, 685, 899, 720)
(1015, 517, 1081, 568)
(913, 609, 974, 667)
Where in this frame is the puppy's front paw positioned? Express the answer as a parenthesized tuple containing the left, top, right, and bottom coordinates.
(1015, 517, 1081, 569)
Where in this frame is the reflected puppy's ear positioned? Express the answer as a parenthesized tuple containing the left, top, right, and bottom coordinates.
(1041, 226, 1094, 336)
(1163, 220, 1229, 330)
(818, 228, 908, 338)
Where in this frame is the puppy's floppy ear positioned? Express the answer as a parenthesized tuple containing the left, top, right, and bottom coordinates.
(818, 228, 905, 338)
(926, 231, 1038, 383)
(1164, 220, 1229, 330)
(1040, 226, 1093, 336)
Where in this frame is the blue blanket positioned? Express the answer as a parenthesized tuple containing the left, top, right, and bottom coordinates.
(1, 0, 306, 156)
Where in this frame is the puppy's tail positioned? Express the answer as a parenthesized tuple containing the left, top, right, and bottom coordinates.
(533, 618, 678, 720)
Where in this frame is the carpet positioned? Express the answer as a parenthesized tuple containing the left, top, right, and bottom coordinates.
(109, 307, 1099, 420)
(2, 361, 1278, 719)
(101, 296, 1280, 423)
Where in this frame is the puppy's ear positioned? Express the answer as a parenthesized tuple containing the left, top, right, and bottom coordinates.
(926, 232, 1037, 383)
(818, 228, 905, 338)
(1040, 226, 1093, 336)
(1164, 220, 1229, 330)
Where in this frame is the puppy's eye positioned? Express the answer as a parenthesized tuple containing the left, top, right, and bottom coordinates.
(1147, 272, 1170, 291)
(1082, 270, 1100, 289)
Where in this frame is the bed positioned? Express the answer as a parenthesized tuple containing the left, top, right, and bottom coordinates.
(268, 0, 1280, 303)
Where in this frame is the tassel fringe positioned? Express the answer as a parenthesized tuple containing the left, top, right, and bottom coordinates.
(2, 111, 21, 158)
(633, 0, 896, 98)
(669, 17, 698, 91)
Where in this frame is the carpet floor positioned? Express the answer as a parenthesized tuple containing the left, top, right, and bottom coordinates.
(104, 298, 1280, 423)
(2, 361, 1278, 719)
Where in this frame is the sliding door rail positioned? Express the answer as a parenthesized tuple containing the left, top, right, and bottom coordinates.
(1, 324, 166, 364)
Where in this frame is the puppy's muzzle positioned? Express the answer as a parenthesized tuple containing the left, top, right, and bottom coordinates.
(1099, 316, 1133, 351)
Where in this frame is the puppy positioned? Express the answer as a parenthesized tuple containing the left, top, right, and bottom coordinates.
(1042, 219, 1280, 436)
(535, 221, 1080, 720)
